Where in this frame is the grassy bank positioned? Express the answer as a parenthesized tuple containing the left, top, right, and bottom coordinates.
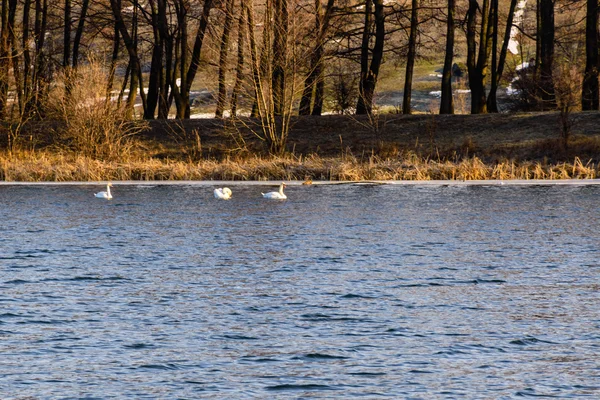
(2, 112, 600, 181)
(1, 150, 598, 182)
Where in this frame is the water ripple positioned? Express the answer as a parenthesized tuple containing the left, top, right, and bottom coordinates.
(0, 183, 598, 398)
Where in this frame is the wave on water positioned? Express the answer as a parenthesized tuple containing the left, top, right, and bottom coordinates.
(295, 353, 350, 360)
(266, 383, 340, 391)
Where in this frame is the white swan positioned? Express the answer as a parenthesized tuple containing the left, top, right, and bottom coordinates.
(262, 182, 287, 200)
(95, 183, 113, 200)
(214, 187, 232, 200)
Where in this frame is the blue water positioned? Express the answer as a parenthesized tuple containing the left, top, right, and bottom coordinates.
(1, 182, 599, 398)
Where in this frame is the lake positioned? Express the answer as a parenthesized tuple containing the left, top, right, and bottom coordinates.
(1, 181, 599, 398)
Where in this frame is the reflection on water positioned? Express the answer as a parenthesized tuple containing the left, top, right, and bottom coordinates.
(1, 183, 599, 398)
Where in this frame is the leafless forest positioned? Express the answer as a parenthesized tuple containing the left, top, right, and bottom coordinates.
(0, 0, 598, 156)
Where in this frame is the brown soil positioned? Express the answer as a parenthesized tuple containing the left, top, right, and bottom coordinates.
(3, 111, 600, 163)
(142, 112, 600, 162)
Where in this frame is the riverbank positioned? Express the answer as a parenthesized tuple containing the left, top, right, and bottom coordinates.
(2, 112, 600, 181)
(1, 150, 598, 181)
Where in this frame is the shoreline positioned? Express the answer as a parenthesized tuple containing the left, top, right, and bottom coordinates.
(2, 179, 600, 186)
(1, 157, 597, 181)
(2, 112, 600, 182)
(1, 151, 598, 182)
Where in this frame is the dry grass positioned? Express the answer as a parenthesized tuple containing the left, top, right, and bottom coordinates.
(1, 149, 597, 182)
(45, 62, 147, 161)
(3, 111, 600, 182)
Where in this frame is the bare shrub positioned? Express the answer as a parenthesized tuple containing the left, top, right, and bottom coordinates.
(46, 62, 147, 161)
(330, 61, 359, 115)
(554, 62, 582, 151)
(504, 65, 544, 112)
(2, 114, 36, 155)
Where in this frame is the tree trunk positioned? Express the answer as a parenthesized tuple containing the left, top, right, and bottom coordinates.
(356, 0, 384, 115)
(183, 0, 214, 118)
(534, 0, 541, 78)
(475, 0, 491, 114)
(126, 5, 140, 117)
(486, 0, 499, 112)
(109, 0, 147, 115)
(34, 0, 48, 114)
(312, 64, 325, 115)
(159, 33, 172, 119)
(63, 0, 71, 68)
(106, 11, 120, 106)
(539, 0, 554, 106)
(23, 0, 32, 108)
(8, 0, 21, 115)
(216, 0, 235, 118)
(299, 0, 322, 116)
(298, 73, 315, 115)
(356, 0, 372, 115)
(246, 0, 262, 119)
(174, 0, 188, 119)
(168, 34, 180, 113)
(117, 62, 130, 109)
(299, 0, 334, 116)
(272, 0, 288, 116)
(0, 0, 10, 119)
(251, 0, 271, 118)
(28, 0, 48, 116)
(144, 39, 162, 120)
(402, 0, 418, 114)
(467, 0, 491, 114)
(144, 1, 163, 120)
(581, 0, 599, 110)
(440, 0, 454, 114)
(127, 62, 139, 118)
(71, 0, 89, 69)
(488, 0, 517, 112)
(313, 0, 337, 116)
(231, 3, 245, 117)
(466, 0, 479, 114)
(157, 0, 172, 119)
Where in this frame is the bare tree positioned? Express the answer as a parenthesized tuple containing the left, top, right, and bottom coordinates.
(486, 0, 498, 112)
(272, 0, 289, 116)
(22, 0, 33, 112)
(581, 0, 598, 110)
(143, 0, 163, 119)
(110, 0, 147, 117)
(243, 0, 301, 154)
(440, 0, 455, 114)
(466, 0, 493, 114)
(356, 0, 385, 115)
(539, 0, 555, 106)
(182, 0, 214, 118)
(299, 0, 335, 116)
(230, 1, 246, 116)
(7, 0, 20, 114)
(63, 0, 71, 68)
(487, 0, 517, 112)
(156, 0, 175, 119)
(72, 0, 90, 69)
(402, 0, 419, 114)
(30, 0, 49, 115)
(216, 0, 236, 117)
(0, 0, 11, 119)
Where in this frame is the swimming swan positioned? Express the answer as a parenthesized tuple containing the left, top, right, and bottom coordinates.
(95, 183, 113, 200)
(262, 182, 287, 199)
(214, 187, 232, 200)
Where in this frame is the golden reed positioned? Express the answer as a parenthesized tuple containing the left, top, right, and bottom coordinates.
(1, 150, 597, 182)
